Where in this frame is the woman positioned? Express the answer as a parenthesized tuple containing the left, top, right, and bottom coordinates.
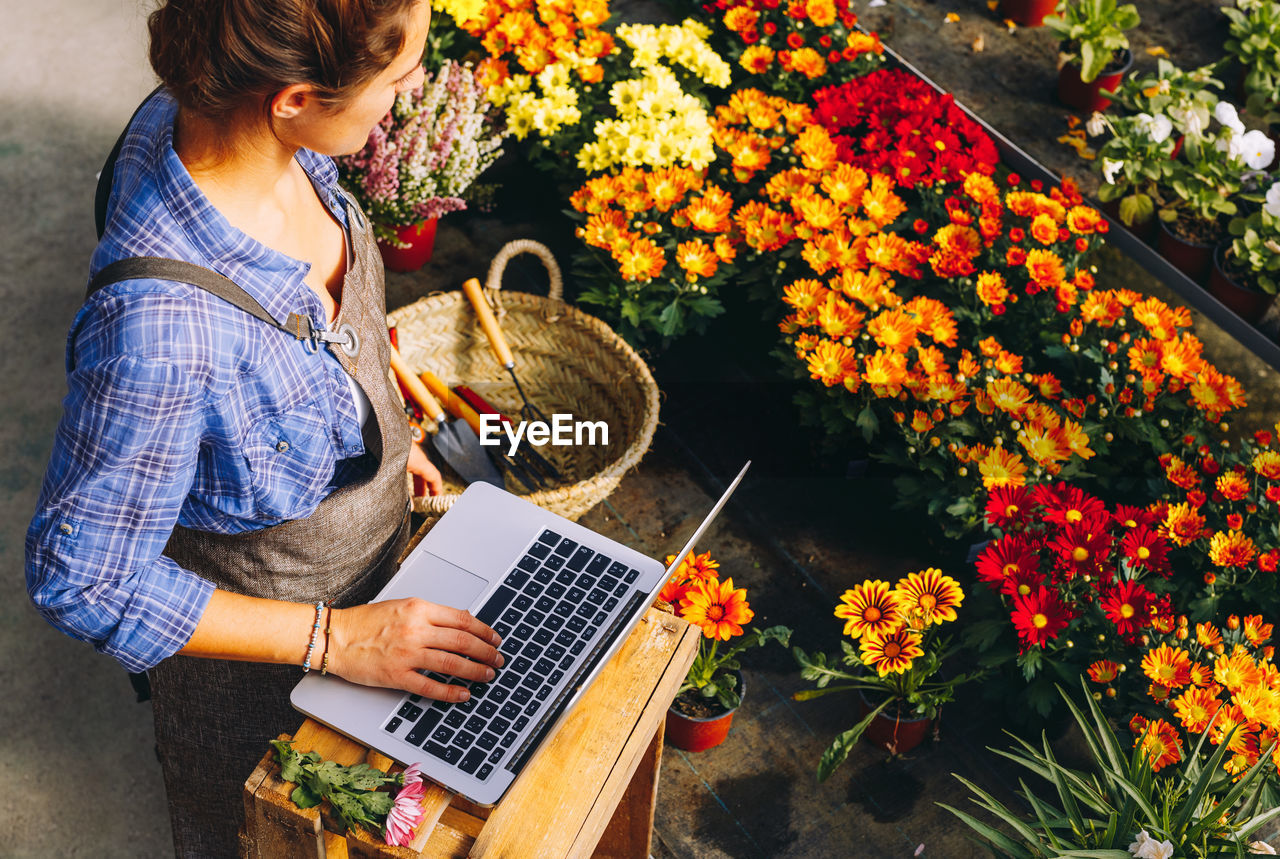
(25, 1, 502, 855)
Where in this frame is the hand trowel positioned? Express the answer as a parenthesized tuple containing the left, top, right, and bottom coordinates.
(389, 347, 504, 488)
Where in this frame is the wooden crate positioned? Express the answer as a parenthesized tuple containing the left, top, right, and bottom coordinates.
(242, 607, 699, 858)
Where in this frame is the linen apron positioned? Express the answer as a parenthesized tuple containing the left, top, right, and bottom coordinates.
(149, 191, 413, 858)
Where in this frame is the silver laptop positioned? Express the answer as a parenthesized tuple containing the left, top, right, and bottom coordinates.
(291, 461, 750, 806)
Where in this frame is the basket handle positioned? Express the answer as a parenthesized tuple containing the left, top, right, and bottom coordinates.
(485, 239, 564, 303)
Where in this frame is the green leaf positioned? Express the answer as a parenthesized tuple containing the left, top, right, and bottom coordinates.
(290, 784, 322, 809)
(816, 699, 890, 781)
(937, 799, 1036, 858)
(855, 405, 880, 443)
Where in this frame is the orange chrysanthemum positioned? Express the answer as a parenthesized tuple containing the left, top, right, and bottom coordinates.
(1208, 530, 1258, 569)
(1215, 471, 1250, 502)
(675, 239, 719, 281)
(1024, 248, 1066, 290)
(1197, 622, 1224, 649)
(681, 576, 754, 640)
(806, 340, 859, 387)
(1088, 660, 1121, 683)
(1253, 450, 1280, 481)
(615, 237, 666, 282)
(978, 446, 1028, 489)
(1135, 719, 1183, 772)
(1142, 643, 1193, 689)
(1172, 685, 1221, 732)
(1163, 503, 1207, 547)
(1214, 646, 1263, 694)
(835, 580, 903, 640)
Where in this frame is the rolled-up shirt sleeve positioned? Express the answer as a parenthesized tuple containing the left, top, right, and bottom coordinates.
(26, 351, 214, 673)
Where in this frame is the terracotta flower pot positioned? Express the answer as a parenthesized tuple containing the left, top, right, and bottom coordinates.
(377, 218, 439, 273)
(665, 673, 744, 753)
(1209, 242, 1276, 324)
(1156, 217, 1215, 283)
(1058, 49, 1133, 114)
(1000, 0, 1058, 27)
(858, 692, 934, 754)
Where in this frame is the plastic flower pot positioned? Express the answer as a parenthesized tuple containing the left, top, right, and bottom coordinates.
(1156, 217, 1215, 283)
(1209, 242, 1276, 324)
(665, 673, 744, 753)
(857, 692, 934, 754)
(1000, 0, 1058, 27)
(377, 218, 438, 273)
(1058, 49, 1133, 114)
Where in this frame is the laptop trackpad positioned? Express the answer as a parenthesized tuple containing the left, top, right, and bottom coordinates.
(379, 553, 488, 610)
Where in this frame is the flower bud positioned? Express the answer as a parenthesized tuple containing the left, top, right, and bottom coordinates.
(1105, 687, 1116, 698)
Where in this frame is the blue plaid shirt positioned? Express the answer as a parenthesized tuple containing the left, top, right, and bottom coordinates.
(26, 89, 370, 673)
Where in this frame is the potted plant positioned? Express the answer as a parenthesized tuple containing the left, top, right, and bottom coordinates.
(1089, 110, 1177, 239)
(793, 569, 984, 779)
(941, 679, 1280, 857)
(1089, 61, 1225, 238)
(1156, 102, 1272, 281)
(660, 551, 791, 752)
(1044, 0, 1140, 114)
(336, 59, 505, 272)
(1224, 0, 1280, 127)
(1215, 178, 1280, 321)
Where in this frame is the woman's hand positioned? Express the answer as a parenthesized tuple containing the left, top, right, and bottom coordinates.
(407, 442, 444, 496)
(326, 599, 503, 702)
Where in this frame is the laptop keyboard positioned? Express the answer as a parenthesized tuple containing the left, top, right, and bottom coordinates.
(380, 528, 647, 782)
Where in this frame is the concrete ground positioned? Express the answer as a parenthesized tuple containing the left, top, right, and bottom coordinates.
(4, 0, 1279, 857)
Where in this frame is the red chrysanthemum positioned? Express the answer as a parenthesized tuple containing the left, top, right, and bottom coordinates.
(975, 535, 1041, 593)
(1120, 526, 1171, 576)
(1046, 518, 1114, 580)
(1032, 483, 1106, 527)
(1100, 579, 1154, 637)
(984, 486, 1033, 529)
(1010, 586, 1072, 648)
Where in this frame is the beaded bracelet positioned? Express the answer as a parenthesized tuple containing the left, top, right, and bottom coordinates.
(302, 600, 326, 672)
(320, 609, 334, 676)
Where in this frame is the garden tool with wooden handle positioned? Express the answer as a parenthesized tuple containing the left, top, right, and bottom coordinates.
(389, 347, 504, 489)
(462, 277, 551, 426)
(417, 369, 547, 492)
(453, 384, 561, 487)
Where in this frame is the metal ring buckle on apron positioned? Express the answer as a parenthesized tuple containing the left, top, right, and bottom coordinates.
(306, 322, 361, 359)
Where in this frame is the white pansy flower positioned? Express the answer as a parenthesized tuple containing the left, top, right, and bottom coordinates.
(1086, 111, 1107, 136)
(1215, 101, 1246, 133)
(1238, 129, 1276, 170)
(1102, 158, 1124, 184)
(1265, 182, 1280, 218)
(1148, 113, 1173, 143)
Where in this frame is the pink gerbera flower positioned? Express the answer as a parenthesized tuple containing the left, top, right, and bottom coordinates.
(384, 764, 427, 847)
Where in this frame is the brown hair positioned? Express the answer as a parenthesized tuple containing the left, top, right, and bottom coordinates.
(148, 0, 421, 122)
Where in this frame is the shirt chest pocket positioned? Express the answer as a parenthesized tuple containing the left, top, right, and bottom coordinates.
(243, 403, 337, 522)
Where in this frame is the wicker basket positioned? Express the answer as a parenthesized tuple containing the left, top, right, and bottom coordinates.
(387, 239, 660, 522)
